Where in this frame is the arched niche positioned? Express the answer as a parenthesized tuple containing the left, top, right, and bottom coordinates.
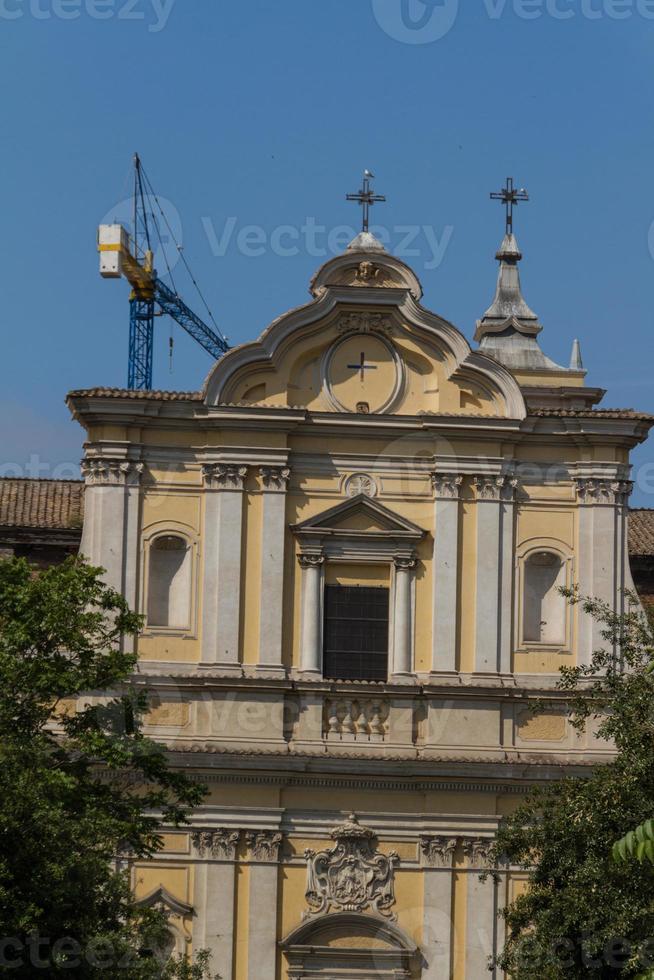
(280, 912, 420, 978)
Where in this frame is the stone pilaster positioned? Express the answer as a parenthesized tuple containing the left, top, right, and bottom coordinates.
(245, 832, 283, 980)
(575, 478, 633, 665)
(80, 458, 144, 608)
(462, 838, 497, 979)
(257, 467, 291, 675)
(420, 835, 457, 979)
(393, 557, 417, 677)
(298, 554, 324, 675)
(192, 830, 240, 979)
(472, 474, 518, 674)
(201, 463, 248, 668)
(431, 474, 463, 674)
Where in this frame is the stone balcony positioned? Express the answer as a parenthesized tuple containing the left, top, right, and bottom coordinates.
(134, 673, 612, 772)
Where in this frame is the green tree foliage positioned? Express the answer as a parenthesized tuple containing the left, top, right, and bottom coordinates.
(491, 590, 654, 978)
(0, 557, 212, 978)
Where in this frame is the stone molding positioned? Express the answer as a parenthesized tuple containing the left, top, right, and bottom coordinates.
(575, 478, 633, 505)
(259, 465, 291, 491)
(419, 835, 458, 869)
(472, 474, 519, 502)
(245, 830, 283, 862)
(431, 473, 464, 500)
(304, 814, 399, 920)
(192, 829, 240, 860)
(81, 458, 144, 487)
(202, 463, 248, 491)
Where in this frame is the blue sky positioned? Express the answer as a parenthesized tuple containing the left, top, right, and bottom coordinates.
(2, 0, 654, 500)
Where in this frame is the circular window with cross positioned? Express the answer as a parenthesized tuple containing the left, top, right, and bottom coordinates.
(323, 332, 404, 414)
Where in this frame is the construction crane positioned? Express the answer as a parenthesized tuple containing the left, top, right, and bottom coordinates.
(98, 154, 229, 390)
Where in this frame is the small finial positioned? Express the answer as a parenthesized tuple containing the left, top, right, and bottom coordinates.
(491, 177, 529, 236)
(347, 171, 386, 233)
(570, 338, 584, 371)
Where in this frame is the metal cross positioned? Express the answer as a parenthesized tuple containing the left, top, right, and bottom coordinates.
(490, 177, 529, 236)
(347, 351, 378, 382)
(347, 170, 386, 233)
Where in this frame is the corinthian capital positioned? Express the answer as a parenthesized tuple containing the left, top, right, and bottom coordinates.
(192, 829, 240, 860)
(245, 831, 283, 862)
(431, 473, 464, 500)
(259, 466, 291, 491)
(420, 835, 458, 868)
(81, 458, 144, 487)
(575, 478, 633, 506)
(462, 837, 494, 869)
(473, 474, 518, 502)
(203, 463, 248, 491)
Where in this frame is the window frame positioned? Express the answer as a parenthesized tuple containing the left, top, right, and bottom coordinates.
(515, 539, 573, 654)
(141, 522, 200, 638)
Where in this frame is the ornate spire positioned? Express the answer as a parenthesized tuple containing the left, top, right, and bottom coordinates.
(474, 231, 542, 340)
(475, 187, 580, 374)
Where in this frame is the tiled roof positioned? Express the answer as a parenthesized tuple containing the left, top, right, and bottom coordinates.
(67, 388, 202, 401)
(66, 391, 654, 422)
(530, 408, 654, 421)
(0, 479, 84, 531)
(629, 509, 654, 557)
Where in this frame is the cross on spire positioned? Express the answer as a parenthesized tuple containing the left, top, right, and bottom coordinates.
(347, 170, 386, 233)
(490, 177, 529, 236)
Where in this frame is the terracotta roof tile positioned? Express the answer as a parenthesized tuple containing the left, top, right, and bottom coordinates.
(0, 479, 84, 530)
(629, 509, 654, 557)
(67, 388, 202, 401)
(530, 408, 654, 421)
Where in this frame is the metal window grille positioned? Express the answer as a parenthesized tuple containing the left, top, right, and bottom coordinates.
(323, 585, 389, 681)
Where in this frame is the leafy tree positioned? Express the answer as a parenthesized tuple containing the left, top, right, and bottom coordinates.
(0, 557, 212, 978)
(491, 590, 654, 979)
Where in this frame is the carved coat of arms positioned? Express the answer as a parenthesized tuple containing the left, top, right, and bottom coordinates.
(304, 814, 399, 919)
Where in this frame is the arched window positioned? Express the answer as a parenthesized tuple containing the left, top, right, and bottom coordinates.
(523, 551, 566, 644)
(147, 535, 191, 629)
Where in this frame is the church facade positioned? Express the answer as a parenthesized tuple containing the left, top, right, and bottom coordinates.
(67, 218, 652, 978)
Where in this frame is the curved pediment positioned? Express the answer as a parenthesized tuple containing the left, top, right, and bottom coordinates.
(203, 247, 526, 420)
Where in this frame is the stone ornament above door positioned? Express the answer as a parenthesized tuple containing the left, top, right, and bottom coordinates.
(304, 813, 399, 920)
(323, 332, 405, 414)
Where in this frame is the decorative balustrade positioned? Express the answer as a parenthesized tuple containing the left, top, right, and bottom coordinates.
(324, 697, 390, 742)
